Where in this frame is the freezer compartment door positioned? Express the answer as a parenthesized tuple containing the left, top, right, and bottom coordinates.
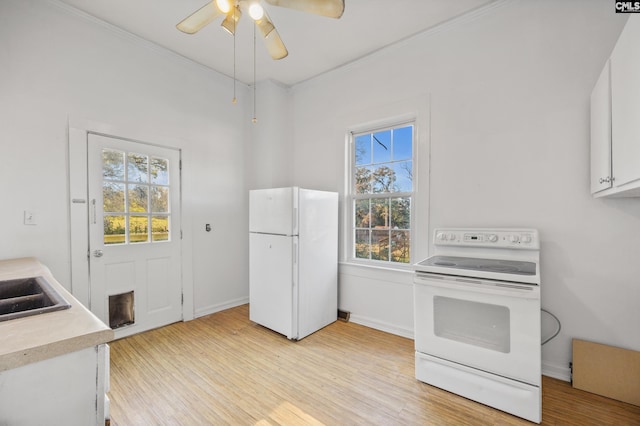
(250, 233, 296, 339)
(249, 187, 298, 235)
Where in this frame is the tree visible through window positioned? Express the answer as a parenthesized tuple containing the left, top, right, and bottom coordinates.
(352, 124, 413, 264)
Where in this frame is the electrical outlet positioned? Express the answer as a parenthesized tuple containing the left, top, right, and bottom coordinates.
(24, 210, 37, 225)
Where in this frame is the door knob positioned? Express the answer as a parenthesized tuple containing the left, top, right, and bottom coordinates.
(93, 249, 104, 258)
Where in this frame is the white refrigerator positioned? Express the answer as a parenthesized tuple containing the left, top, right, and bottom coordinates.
(249, 187, 338, 340)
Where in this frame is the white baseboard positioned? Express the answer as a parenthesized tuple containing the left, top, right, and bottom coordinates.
(348, 314, 414, 339)
(542, 361, 571, 382)
(194, 297, 249, 319)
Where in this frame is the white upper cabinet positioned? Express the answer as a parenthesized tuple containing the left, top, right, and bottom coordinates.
(591, 16, 640, 197)
(611, 16, 640, 188)
(590, 60, 612, 194)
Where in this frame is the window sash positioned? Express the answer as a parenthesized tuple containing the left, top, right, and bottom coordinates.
(348, 122, 415, 266)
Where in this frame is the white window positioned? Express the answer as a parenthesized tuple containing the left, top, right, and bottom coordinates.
(349, 123, 414, 264)
(102, 149, 171, 245)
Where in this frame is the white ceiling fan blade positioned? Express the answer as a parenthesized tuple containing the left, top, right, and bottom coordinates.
(177, 2, 224, 34)
(264, 0, 345, 19)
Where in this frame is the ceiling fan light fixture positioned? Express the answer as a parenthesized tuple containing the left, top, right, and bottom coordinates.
(221, 7, 242, 34)
(215, 0, 232, 14)
(248, 3, 265, 20)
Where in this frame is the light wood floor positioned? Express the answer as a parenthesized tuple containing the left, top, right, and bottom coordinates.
(108, 304, 640, 425)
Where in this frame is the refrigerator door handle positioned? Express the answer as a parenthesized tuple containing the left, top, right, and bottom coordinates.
(293, 241, 298, 265)
(293, 207, 297, 234)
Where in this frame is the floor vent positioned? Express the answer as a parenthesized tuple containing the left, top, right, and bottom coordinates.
(338, 309, 350, 322)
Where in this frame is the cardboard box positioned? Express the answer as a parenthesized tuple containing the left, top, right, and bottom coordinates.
(572, 339, 640, 406)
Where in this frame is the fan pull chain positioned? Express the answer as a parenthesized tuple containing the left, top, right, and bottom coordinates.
(232, 6, 237, 104)
(252, 22, 257, 124)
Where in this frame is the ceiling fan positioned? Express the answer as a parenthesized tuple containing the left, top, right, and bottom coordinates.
(177, 0, 345, 60)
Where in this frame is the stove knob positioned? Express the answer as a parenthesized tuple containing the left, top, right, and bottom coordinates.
(488, 234, 498, 243)
(436, 232, 446, 241)
(447, 233, 456, 241)
(521, 234, 532, 244)
(509, 235, 520, 243)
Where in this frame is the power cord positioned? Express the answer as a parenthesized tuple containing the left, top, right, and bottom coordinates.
(541, 308, 561, 345)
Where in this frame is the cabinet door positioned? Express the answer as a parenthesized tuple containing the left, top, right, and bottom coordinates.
(590, 60, 612, 194)
(611, 16, 640, 188)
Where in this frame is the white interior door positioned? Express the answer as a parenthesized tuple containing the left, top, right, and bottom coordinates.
(88, 133, 182, 338)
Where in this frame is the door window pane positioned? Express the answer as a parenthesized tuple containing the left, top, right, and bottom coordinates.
(152, 216, 169, 242)
(101, 149, 173, 246)
(103, 149, 125, 180)
(151, 187, 169, 213)
(130, 216, 149, 243)
(103, 182, 125, 212)
(127, 153, 148, 183)
(150, 157, 169, 185)
(104, 215, 125, 245)
(128, 185, 149, 213)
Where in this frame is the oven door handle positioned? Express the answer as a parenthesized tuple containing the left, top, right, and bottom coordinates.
(414, 272, 540, 299)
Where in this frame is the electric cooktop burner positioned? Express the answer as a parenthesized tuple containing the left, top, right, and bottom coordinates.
(419, 256, 536, 276)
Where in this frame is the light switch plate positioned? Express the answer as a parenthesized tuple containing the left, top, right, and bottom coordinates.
(24, 210, 37, 225)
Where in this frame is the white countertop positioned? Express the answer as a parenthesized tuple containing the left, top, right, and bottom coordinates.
(0, 257, 114, 372)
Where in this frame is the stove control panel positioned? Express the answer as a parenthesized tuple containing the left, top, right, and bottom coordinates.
(434, 228, 539, 249)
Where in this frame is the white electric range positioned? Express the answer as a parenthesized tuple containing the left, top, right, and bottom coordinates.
(413, 228, 541, 423)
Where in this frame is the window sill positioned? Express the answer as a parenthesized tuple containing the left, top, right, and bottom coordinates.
(338, 261, 414, 286)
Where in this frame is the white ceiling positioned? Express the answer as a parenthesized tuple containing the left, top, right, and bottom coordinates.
(56, 0, 496, 86)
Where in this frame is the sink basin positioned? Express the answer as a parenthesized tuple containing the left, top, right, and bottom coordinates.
(0, 276, 71, 322)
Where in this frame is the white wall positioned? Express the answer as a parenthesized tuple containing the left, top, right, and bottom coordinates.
(3, 0, 639, 383)
(247, 79, 293, 190)
(0, 0, 251, 317)
(289, 0, 640, 380)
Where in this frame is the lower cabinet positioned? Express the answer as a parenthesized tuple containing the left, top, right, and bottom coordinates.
(0, 344, 109, 426)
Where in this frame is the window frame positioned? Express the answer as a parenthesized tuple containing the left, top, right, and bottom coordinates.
(347, 120, 416, 269)
(101, 148, 172, 245)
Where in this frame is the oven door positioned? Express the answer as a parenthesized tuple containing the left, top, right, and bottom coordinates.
(413, 272, 541, 386)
